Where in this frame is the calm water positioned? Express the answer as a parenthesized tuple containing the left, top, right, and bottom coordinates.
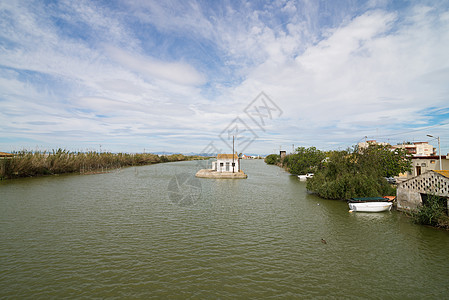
(1, 160, 448, 298)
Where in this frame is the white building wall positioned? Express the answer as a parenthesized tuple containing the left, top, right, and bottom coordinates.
(216, 158, 239, 172)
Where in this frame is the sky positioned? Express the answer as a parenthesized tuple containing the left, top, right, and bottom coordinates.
(1, 0, 449, 155)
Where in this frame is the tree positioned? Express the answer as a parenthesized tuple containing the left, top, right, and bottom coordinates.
(306, 144, 411, 199)
(355, 144, 411, 178)
(282, 146, 326, 175)
(264, 154, 280, 165)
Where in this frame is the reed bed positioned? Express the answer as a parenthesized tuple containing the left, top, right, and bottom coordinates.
(0, 149, 204, 179)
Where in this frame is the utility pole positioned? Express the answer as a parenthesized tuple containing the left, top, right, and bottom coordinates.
(232, 136, 235, 173)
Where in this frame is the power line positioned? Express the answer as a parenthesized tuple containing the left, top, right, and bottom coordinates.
(365, 122, 449, 140)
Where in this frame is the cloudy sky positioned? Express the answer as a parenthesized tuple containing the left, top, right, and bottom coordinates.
(1, 0, 449, 155)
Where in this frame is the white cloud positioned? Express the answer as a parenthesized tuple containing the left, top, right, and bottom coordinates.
(105, 46, 205, 86)
(1, 1, 449, 153)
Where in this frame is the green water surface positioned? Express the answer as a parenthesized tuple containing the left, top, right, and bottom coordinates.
(1, 160, 448, 298)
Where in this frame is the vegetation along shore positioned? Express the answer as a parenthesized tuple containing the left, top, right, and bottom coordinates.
(0, 149, 206, 180)
(265, 145, 411, 199)
(265, 145, 449, 230)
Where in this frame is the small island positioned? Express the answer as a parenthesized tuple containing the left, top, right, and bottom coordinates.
(196, 153, 247, 179)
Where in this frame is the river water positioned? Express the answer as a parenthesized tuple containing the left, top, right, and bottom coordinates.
(1, 159, 448, 298)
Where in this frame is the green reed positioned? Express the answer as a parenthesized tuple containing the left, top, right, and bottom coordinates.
(0, 149, 204, 179)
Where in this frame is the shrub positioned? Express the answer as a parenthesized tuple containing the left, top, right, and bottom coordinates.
(264, 154, 280, 165)
(306, 146, 404, 200)
(411, 194, 449, 229)
(282, 147, 326, 175)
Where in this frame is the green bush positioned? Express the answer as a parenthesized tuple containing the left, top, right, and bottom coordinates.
(306, 145, 409, 200)
(307, 171, 394, 200)
(282, 147, 325, 175)
(411, 194, 449, 229)
(264, 154, 280, 165)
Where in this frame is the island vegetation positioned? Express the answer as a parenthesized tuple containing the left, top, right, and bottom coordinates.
(0, 149, 207, 180)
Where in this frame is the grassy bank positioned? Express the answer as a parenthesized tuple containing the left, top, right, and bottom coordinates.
(0, 149, 206, 180)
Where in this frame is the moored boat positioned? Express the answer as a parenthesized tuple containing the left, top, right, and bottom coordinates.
(297, 173, 314, 181)
(349, 197, 394, 203)
(348, 201, 393, 212)
(382, 196, 396, 202)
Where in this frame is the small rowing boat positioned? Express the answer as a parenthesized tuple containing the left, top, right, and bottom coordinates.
(348, 201, 393, 212)
(348, 197, 394, 212)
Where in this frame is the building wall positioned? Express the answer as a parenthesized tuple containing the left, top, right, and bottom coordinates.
(215, 158, 239, 172)
(402, 157, 448, 178)
(397, 188, 423, 211)
(392, 142, 435, 156)
(357, 140, 389, 152)
(397, 171, 449, 211)
(280, 151, 286, 159)
(414, 143, 435, 156)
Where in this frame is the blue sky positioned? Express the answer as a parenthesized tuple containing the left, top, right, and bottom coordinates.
(1, 0, 449, 155)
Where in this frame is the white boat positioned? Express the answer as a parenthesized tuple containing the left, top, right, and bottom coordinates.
(348, 202, 392, 212)
(298, 173, 314, 181)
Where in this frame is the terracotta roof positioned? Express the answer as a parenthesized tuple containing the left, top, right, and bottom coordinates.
(433, 170, 449, 179)
(217, 153, 238, 160)
(0, 152, 13, 157)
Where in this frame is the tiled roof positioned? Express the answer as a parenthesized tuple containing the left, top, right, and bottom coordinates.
(217, 154, 238, 160)
(433, 170, 449, 179)
(0, 152, 13, 157)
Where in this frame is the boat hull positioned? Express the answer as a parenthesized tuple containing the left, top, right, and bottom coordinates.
(297, 173, 313, 181)
(348, 202, 392, 212)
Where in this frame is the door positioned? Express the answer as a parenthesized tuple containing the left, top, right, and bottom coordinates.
(416, 166, 421, 176)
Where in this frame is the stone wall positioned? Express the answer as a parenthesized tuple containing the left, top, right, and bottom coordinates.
(397, 171, 449, 211)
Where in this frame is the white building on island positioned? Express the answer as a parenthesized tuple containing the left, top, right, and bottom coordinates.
(197, 153, 247, 179)
(211, 153, 239, 173)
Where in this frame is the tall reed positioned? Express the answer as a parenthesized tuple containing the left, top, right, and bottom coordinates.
(0, 149, 205, 179)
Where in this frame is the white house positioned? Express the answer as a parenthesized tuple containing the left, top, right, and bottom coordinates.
(211, 154, 239, 173)
(392, 142, 436, 156)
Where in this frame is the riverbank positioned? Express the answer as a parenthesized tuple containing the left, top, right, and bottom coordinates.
(0, 149, 207, 180)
